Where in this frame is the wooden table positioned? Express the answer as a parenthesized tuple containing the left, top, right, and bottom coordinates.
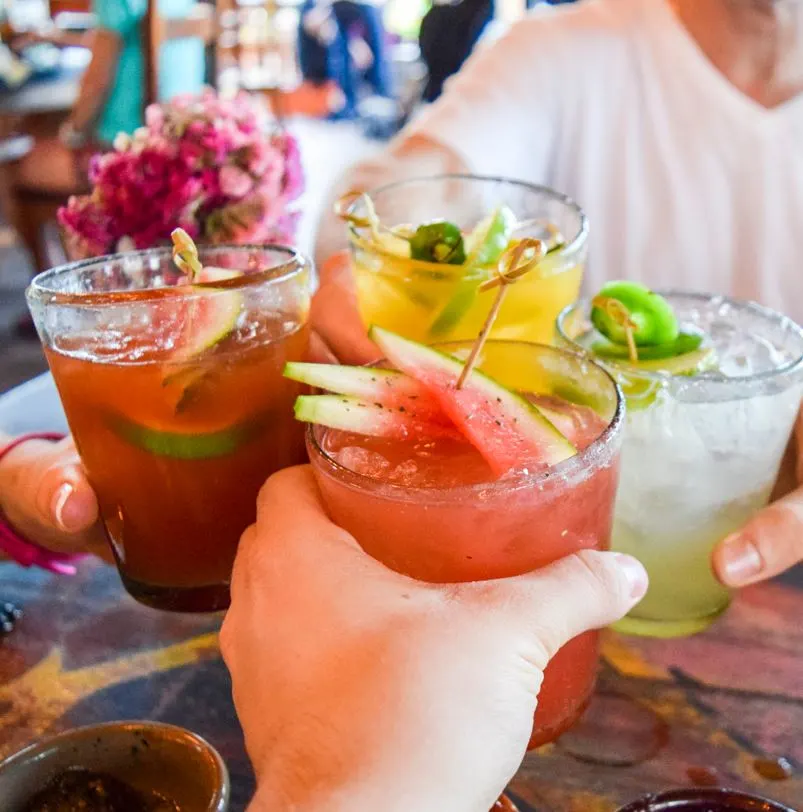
(0, 561, 800, 811)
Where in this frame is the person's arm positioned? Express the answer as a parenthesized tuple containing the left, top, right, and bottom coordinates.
(314, 13, 565, 267)
(61, 28, 122, 141)
(222, 467, 647, 812)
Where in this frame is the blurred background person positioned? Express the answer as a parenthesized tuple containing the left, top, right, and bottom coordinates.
(10, 0, 206, 191)
(298, 0, 392, 120)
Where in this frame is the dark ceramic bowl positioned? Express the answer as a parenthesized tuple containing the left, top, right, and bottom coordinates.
(616, 788, 798, 812)
(0, 721, 230, 812)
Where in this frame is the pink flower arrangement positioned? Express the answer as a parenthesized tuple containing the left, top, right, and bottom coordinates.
(59, 90, 305, 256)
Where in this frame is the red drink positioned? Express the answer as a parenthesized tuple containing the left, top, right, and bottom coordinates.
(28, 245, 312, 612)
(307, 341, 623, 746)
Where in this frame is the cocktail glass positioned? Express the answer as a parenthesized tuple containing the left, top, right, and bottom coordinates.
(307, 340, 623, 782)
(26, 245, 313, 612)
(557, 292, 803, 637)
(346, 175, 588, 347)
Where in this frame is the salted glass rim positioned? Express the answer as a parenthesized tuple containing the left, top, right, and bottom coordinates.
(556, 290, 803, 388)
(307, 340, 623, 502)
(26, 244, 309, 309)
(346, 173, 589, 271)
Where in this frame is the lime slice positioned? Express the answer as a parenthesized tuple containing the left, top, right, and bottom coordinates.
(111, 414, 263, 459)
(624, 348, 717, 376)
(592, 330, 705, 361)
(428, 206, 518, 338)
(464, 206, 518, 267)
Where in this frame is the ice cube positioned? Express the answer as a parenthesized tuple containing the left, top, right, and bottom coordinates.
(335, 446, 392, 477)
(388, 460, 419, 486)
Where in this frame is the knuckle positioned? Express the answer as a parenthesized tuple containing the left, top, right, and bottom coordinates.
(219, 616, 235, 665)
(572, 550, 629, 606)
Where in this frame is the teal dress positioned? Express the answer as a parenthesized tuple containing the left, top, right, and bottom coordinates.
(94, 0, 206, 144)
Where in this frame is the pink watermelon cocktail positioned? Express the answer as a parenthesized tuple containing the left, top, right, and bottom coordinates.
(304, 339, 623, 747)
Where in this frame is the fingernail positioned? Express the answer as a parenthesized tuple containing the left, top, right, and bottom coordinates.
(719, 533, 763, 585)
(613, 553, 649, 600)
(52, 483, 79, 532)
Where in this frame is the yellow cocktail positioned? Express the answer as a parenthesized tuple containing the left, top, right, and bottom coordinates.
(344, 175, 588, 347)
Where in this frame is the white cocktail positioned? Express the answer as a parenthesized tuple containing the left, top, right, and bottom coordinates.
(558, 292, 803, 637)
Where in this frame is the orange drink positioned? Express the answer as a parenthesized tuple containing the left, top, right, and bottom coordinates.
(27, 245, 312, 612)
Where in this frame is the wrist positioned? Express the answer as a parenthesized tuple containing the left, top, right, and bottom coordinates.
(59, 120, 89, 150)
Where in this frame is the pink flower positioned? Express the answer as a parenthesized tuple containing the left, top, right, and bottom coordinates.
(58, 90, 305, 253)
(219, 165, 254, 198)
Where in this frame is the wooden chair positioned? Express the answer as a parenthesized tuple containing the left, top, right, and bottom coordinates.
(9, 0, 216, 273)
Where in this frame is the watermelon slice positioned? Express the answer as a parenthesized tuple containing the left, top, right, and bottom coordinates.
(370, 327, 575, 475)
(284, 362, 448, 424)
(295, 395, 460, 441)
(176, 266, 243, 359)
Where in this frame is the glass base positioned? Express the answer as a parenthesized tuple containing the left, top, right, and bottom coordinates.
(612, 603, 729, 639)
(119, 571, 231, 613)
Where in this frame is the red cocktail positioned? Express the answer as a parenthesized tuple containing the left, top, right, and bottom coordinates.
(27, 244, 312, 612)
(304, 339, 623, 746)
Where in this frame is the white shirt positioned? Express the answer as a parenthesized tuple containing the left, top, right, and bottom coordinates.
(323, 0, 803, 323)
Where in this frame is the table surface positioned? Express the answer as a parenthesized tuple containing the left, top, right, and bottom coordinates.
(0, 560, 800, 811)
(0, 47, 88, 116)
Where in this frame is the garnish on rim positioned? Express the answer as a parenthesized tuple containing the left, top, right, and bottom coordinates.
(588, 281, 714, 375)
(456, 237, 546, 388)
(285, 235, 578, 477)
(171, 228, 204, 281)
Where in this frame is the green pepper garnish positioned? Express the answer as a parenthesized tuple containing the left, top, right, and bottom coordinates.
(410, 221, 467, 265)
(591, 281, 679, 348)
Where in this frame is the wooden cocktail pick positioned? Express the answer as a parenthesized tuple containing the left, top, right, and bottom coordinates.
(456, 238, 546, 389)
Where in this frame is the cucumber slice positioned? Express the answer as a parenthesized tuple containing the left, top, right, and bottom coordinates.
(427, 206, 518, 338)
(284, 362, 446, 423)
(371, 327, 576, 475)
(111, 414, 261, 459)
(295, 395, 459, 441)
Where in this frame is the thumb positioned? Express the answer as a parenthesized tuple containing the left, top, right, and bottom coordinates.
(472, 551, 648, 664)
(713, 489, 803, 588)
